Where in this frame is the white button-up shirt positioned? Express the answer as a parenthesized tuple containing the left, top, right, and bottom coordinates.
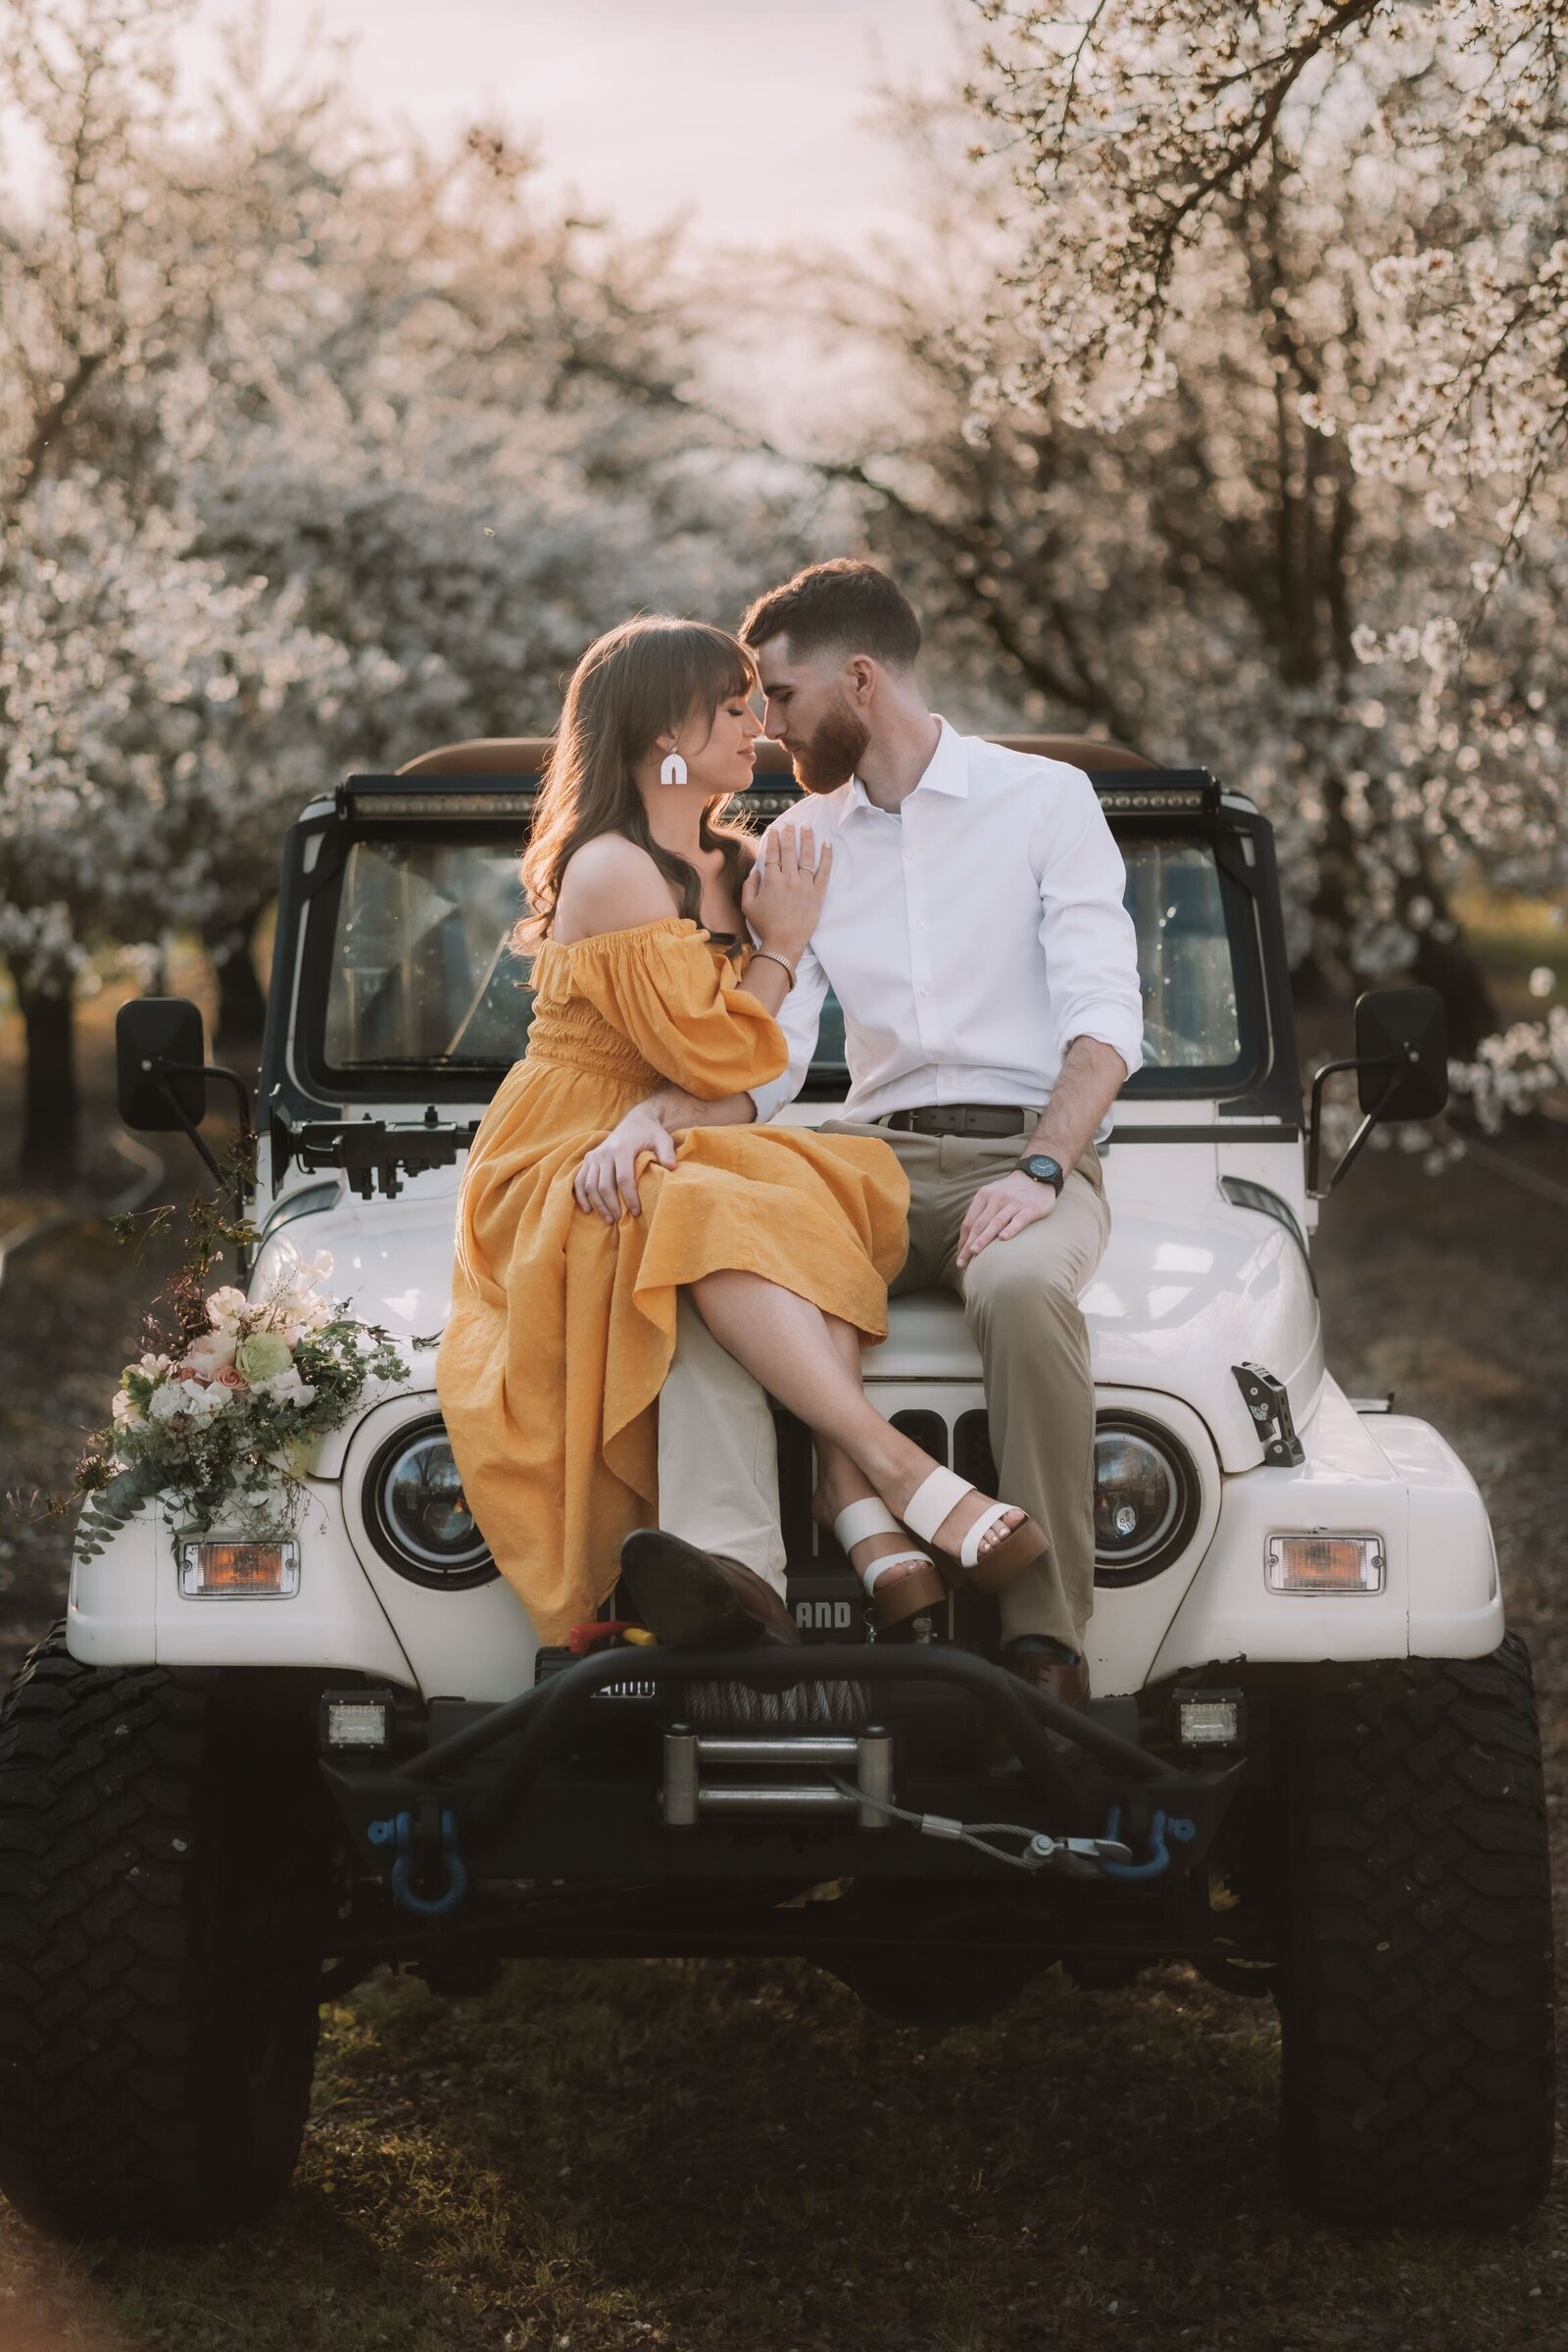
(748, 720, 1144, 1136)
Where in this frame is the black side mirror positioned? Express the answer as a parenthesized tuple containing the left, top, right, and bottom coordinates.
(116, 998, 208, 1131)
(1353, 985, 1448, 1120)
(1307, 983, 1450, 1198)
(114, 996, 257, 1277)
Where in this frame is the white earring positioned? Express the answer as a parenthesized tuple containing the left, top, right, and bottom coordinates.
(659, 746, 688, 787)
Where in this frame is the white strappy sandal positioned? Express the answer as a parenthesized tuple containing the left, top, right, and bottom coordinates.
(830, 1497, 947, 1633)
(900, 1466, 1049, 1595)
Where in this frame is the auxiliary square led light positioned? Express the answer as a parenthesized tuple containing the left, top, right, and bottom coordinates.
(176, 1539, 301, 1597)
(319, 1692, 394, 1750)
(1176, 1694, 1244, 1748)
(1265, 1534, 1385, 1593)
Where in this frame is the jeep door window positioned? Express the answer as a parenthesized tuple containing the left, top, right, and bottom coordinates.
(323, 838, 531, 1070)
(1121, 838, 1244, 1075)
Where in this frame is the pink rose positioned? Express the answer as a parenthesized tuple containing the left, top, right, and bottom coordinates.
(211, 1364, 249, 1395)
(184, 1330, 239, 1377)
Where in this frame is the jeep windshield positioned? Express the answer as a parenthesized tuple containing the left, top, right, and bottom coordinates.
(310, 829, 1255, 1100)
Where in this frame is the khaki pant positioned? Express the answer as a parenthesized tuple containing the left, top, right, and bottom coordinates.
(657, 1126, 1110, 1649)
(659, 1295, 790, 1594)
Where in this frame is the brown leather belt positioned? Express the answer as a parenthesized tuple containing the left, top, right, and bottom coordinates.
(880, 1103, 1029, 1137)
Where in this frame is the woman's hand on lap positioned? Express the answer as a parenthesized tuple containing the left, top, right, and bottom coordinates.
(573, 1105, 678, 1221)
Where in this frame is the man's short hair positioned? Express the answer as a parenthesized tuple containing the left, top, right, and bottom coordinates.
(741, 560, 922, 671)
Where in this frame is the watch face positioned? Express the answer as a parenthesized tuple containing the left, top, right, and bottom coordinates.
(1021, 1153, 1065, 1188)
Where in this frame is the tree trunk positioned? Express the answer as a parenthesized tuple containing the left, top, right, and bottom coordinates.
(15, 975, 79, 1190)
(204, 911, 269, 1053)
(1406, 874, 1499, 1060)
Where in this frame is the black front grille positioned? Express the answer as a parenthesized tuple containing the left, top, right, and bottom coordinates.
(775, 1407, 972, 1642)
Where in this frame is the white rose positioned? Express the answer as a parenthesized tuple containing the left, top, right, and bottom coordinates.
(278, 1298, 332, 1341)
(184, 1331, 238, 1376)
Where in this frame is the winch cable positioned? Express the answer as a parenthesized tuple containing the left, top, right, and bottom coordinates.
(822, 1772, 1134, 1875)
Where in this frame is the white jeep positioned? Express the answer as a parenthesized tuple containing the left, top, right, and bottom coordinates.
(0, 737, 1550, 2241)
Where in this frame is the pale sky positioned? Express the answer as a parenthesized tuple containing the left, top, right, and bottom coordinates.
(183, 0, 973, 248)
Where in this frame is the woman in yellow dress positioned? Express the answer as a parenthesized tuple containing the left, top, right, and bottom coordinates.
(436, 616, 1049, 1649)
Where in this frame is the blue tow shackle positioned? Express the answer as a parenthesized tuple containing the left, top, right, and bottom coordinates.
(1097, 1804, 1197, 1881)
(368, 1807, 470, 1918)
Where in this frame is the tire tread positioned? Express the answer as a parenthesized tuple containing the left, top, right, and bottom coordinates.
(0, 1624, 322, 2240)
(1278, 1633, 1553, 2227)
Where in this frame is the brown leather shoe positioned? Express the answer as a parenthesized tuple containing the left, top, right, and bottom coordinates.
(618, 1528, 802, 1649)
(1002, 1640, 1090, 1712)
(992, 1638, 1090, 1766)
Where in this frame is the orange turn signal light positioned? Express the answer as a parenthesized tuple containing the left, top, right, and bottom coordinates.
(1265, 1534, 1384, 1593)
(177, 1540, 301, 1597)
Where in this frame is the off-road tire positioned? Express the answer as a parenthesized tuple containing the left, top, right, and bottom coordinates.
(0, 1625, 333, 2240)
(1276, 1634, 1553, 2227)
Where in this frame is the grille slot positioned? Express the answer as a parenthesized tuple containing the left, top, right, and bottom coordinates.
(953, 1408, 998, 1494)
(890, 1408, 950, 1466)
(950, 1409, 1003, 1649)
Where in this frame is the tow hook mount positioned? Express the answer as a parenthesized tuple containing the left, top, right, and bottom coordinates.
(369, 1797, 469, 1918)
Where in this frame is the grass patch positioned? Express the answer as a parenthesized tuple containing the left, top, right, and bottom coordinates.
(1451, 886, 1568, 1021)
(1, 1955, 1561, 2351)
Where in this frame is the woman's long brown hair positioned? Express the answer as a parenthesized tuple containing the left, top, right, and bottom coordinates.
(514, 617, 760, 949)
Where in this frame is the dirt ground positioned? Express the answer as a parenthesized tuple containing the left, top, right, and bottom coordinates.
(0, 996, 1565, 2352)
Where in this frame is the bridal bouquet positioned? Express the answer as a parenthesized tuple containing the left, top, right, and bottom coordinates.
(74, 1246, 409, 1560)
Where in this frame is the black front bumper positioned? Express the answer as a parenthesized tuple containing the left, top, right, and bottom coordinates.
(320, 1644, 1245, 1930)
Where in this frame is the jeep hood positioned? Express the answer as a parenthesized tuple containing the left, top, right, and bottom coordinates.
(254, 1182, 1322, 1476)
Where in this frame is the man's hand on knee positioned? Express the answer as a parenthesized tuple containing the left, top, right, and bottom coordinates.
(956, 1171, 1057, 1270)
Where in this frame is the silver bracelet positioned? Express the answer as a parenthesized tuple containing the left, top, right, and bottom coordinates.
(749, 947, 797, 989)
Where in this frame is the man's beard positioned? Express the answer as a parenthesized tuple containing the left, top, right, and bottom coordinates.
(791, 697, 870, 794)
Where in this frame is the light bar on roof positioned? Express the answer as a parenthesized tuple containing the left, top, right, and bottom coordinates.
(334, 770, 1222, 821)
(342, 785, 537, 819)
(1089, 773, 1220, 814)
(1098, 788, 1208, 811)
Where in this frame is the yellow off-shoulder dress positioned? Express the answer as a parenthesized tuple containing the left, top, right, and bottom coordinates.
(435, 917, 909, 1644)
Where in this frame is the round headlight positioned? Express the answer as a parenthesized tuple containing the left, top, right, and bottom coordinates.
(1093, 1416, 1200, 1585)
(363, 1418, 497, 1589)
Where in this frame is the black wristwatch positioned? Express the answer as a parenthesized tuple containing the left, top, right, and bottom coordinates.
(1015, 1152, 1066, 1197)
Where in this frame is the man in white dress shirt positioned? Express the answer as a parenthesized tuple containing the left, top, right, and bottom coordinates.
(581, 563, 1143, 1709)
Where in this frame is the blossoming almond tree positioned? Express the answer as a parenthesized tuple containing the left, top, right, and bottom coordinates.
(0, 476, 359, 1183)
(1, 0, 841, 1181)
(0, 0, 368, 1179)
(957, 0, 1567, 1092)
(187, 115, 835, 774)
(0, 4, 826, 1181)
(777, 23, 1560, 1069)
(970, 3, 1568, 504)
